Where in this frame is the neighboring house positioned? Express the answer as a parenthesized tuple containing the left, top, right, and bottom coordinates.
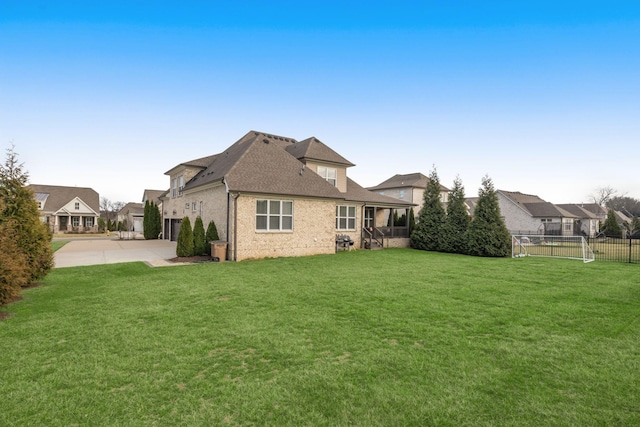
(142, 189, 165, 212)
(495, 190, 579, 236)
(367, 173, 450, 217)
(117, 202, 144, 232)
(117, 190, 166, 235)
(160, 130, 413, 261)
(27, 184, 100, 233)
(555, 204, 600, 237)
(581, 203, 607, 223)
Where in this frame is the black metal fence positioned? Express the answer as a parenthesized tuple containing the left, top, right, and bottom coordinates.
(587, 237, 640, 264)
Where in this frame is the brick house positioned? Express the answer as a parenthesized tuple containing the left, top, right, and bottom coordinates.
(160, 131, 413, 261)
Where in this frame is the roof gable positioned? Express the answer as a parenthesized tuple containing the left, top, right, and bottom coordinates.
(368, 172, 449, 192)
(56, 196, 99, 216)
(27, 184, 100, 213)
(285, 137, 355, 167)
(225, 134, 344, 198)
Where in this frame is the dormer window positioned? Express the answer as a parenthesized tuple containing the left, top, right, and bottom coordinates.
(318, 166, 337, 186)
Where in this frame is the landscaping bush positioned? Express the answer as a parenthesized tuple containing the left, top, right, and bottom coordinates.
(193, 216, 206, 256)
(0, 145, 53, 286)
(0, 219, 30, 305)
(176, 217, 194, 257)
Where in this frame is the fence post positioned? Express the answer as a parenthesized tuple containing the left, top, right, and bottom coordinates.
(630, 237, 633, 264)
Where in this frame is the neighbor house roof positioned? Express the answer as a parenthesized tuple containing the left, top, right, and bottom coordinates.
(343, 178, 416, 207)
(118, 202, 144, 216)
(367, 173, 449, 192)
(498, 190, 577, 218)
(555, 204, 598, 220)
(581, 203, 607, 217)
(142, 189, 165, 204)
(167, 130, 411, 207)
(27, 184, 100, 214)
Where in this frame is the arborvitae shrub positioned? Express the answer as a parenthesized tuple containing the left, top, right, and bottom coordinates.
(151, 201, 162, 238)
(193, 216, 206, 256)
(0, 146, 53, 283)
(143, 200, 152, 239)
(0, 215, 30, 305)
(176, 217, 194, 257)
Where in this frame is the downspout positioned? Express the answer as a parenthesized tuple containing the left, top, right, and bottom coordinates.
(223, 176, 240, 262)
(233, 193, 239, 261)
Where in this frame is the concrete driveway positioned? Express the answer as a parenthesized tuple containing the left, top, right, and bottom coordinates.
(54, 239, 178, 268)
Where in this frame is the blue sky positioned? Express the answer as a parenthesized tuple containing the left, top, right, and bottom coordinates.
(1, 1, 639, 204)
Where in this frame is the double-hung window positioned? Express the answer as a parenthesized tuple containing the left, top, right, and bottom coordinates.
(256, 200, 293, 231)
(318, 166, 337, 186)
(178, 175, 184, 196)
(336, 205, 356, 230)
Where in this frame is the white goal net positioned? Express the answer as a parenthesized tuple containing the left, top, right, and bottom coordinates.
(512, 235, 595, 263)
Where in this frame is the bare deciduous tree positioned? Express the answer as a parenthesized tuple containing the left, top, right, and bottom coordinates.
(590, 186, 618, 207)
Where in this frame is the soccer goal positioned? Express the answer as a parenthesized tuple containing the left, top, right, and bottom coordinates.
(512, 235, 595, 263)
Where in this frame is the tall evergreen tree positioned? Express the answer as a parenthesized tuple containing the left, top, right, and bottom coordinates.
(602, 208, 622, 237)
(144, 200, 161, 239)
(153, 202, 161, 238)
(408, 207, 416, 235)
(176, 216, 194, 257)
(466, 175, 511, 257)
(410, 166, 446, 251)
(143, 200, 152, 239)
(442, 176, 470, 254)
(193, 216, 206, 256)
(0, 145, 53, 282)
(205, 220, 220, 255)
(0, 197, 30, 305)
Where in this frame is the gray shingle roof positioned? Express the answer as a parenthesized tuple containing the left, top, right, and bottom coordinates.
(27, 184, 100, 214)
(170, 130, 412, 207)
(285, 137, 355, 166)
(368, 173, 449, 192)
(119, 202, 144, 215)
(499, 190, 576, 218)
(555, 204, 598, 219)
(343, 178, 416, 207)
(142, 189, 166, 204)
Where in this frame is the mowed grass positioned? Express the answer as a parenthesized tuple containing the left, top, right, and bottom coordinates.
(1, 249, 639, 426)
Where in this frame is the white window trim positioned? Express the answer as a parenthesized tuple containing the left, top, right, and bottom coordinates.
(178, 175, 184, 197)
(318, 166, 337, 186)
(256, 199, 294, 232)
(336, 205, 357, 231)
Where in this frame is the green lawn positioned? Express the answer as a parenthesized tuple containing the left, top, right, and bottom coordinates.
(1, 249, 639, 426)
